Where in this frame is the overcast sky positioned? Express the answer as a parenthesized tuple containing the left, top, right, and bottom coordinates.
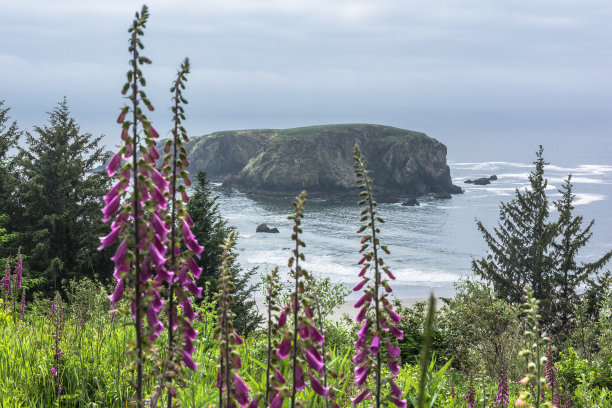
(1, 0, 611, 163)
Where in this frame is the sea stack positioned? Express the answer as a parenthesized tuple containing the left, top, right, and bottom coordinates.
(184, 124, 462, 201)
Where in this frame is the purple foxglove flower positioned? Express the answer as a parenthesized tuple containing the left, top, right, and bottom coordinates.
(354, 319, 369, 348)
(116, 110, 126, 124)
(102, 193, 121, 222)
(146, 292, 164, 341)
(49, 302, 55, 317)
(231, 355, 242, 369)
(310, 373, 329, 396)
(186, 256, 202, 278)
(305, 348, 324, 373)
(148, 241, 167, 269)
(369, 334, 380, 355)
(278, 307, 288, 328)
(184, 338, 196, 355)
(385, 268, 396, 280)
(152, 185, 168, 209)
(151, 167, 168, 190)
(149, 126, 160, 138)
(155, 266, 174, 284)
(270, 395, 284, 408)
(387, 341, 400, 359)
(182, 221, 204, 256)
(274, 369, 286, 384)
(124, 142, 133, 158)
(295, 365, 305, 391)
(277, 338, 291, 359)
(234, 333, 243, 345)
(310, 325, 324, 345)
(390, 397, 407, 408)
(185, 212, 194, 227)
(353, 279, 368, 291)
(98, 225, 122, 250)
(299, 325, 310, 340)
(247, 397, 259, 408)
(103, 179, 124, 204)
(181, 190, 190, 203)
(354, 365, 369, 387)
(108, 278, 125, 304)
(151, 211, 169, 239)
(106, 152, 121, 177)
(51, 367, 57, 376)
(387, 306, 401, 324)
(147, 144, 160, 161)
(354, 292, 372, 308)
(180, 296, 196, 321)
(183, 320, 198, 342)
(185, 278, 202, 298)
(182, 348, 198, 371)
(111, 212, 128, 230)
(352, 389, 369, 406)
(355, 361, 368, 377)
(20, 292, 25, 317)
(13, 255, 22, 291)
(387, 360, 400, 376)
(352, 348, 368, 365)
(357, 257, 366, 265)
(496, 372, 509, 408)
(389, 324, 403, 340)
(390, 379, 402, 397)
(356, 306, 367, 322)
(465, 386, 476, 408)
(358, 265, 368, 277)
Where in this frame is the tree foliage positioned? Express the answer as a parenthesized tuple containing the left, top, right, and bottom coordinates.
(473, 146, 611, 337)
(550, 176, 612, 338)
(15, 99, 112, 293)
(188, 170, 262, 336)
(0, 101, 22, 258)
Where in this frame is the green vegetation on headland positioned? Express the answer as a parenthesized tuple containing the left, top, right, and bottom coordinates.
(185, 123, 462, 201)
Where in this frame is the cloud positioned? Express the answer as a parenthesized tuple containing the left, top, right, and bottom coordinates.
(0, 0, 610, 153)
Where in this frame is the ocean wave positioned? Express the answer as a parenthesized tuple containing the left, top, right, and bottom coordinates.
(573, 193, 606, 206)
(547, 176, 610, 185)
(394, 268, 461, 283)
(449, 161, 532, 170)
(547, 164, 612, 175)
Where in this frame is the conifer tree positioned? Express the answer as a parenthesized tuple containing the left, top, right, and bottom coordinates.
(188, 170, 262, 335)
(0, 101, 22, 258)
(550, 175, 612, 337)
(17, 99, 112, 292)
(474, 147, 611, 334)
(473, 147, 557, 318)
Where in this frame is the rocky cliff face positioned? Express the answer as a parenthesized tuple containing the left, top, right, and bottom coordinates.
(185, 124, 462, 201)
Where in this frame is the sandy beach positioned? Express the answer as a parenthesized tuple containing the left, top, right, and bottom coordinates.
(253, 297, 426, 322)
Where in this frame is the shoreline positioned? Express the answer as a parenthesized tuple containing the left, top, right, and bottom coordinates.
(253, 296, 427, 321)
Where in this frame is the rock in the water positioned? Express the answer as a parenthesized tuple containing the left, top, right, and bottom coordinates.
(489, 175, 497, 181)
(402, 198, 420, 206)
(464, 179, 473, 184)
(472, 178, 491, 185)
(256, 223, 279, 233)
(181, 124, 462, 199)
(434, 193, 452, 199)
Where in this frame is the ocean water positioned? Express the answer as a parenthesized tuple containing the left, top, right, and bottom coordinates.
(214, 160, 612, 300)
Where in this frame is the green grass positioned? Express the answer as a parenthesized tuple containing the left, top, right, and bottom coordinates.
(188, 123, 431, 148)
